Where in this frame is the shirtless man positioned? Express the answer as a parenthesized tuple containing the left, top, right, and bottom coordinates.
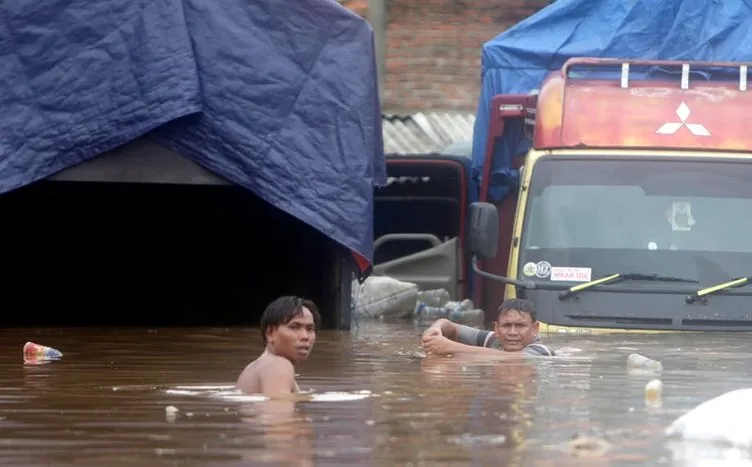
(421, 298, 554, 358)
(236, 296, 321, 396)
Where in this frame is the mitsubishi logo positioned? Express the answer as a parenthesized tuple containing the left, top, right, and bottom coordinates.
(656, 101, 711, 137)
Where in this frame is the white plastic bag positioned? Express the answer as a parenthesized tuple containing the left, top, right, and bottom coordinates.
(351, 276, 419, 319)
(665, 388, 752, 448)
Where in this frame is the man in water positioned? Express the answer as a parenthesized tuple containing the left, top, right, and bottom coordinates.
(421, 298, 554, 357)
(236, 296, 321, 395)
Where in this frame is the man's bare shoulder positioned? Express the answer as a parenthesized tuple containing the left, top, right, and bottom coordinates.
(237, 353, 296, 396)
(261, 354, 295, 377)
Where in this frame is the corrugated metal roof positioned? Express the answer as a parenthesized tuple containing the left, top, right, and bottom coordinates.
(382, 112, 475, 155)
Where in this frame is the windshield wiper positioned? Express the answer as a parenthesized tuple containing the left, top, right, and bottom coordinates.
(558, 272, 699, 300)
(685, 277, 751, 304)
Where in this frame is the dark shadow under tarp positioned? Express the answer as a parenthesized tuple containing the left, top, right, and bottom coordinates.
(1, 181, 346, 327)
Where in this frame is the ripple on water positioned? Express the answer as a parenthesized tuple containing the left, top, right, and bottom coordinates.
(162, 385, 374, 403)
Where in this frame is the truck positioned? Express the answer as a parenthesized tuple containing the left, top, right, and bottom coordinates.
(468, 57, 752, 334)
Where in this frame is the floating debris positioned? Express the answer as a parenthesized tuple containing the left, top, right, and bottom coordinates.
(627, 353, 663, 372)
(645, 379, 663, 408)
(23, 341, 63, 364)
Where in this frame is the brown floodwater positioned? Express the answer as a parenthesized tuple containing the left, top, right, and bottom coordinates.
(2, 322, 752, 466)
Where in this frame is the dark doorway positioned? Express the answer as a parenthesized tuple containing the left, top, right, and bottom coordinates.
(0, 180, 344, 327)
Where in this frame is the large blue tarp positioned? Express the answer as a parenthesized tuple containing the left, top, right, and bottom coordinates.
(1, 0, 386, 263)
(472, 0, 752, 201)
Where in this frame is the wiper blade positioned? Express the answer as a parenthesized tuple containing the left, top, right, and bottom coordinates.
(685, 276, 751, 304)
(558, 272, 699, 300)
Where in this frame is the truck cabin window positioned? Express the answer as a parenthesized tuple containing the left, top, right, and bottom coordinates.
(520, 158, 752, 283)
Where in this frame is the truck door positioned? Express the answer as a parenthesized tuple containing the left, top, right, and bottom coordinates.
(371, 155, 470, 299)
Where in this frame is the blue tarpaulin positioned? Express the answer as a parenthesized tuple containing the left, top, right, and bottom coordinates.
(1, 0, 386, 263)
(472, 0, 752, 201)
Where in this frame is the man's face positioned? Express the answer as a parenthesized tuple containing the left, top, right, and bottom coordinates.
(493, 309, 539, 351)
(266, 307, 316, 363)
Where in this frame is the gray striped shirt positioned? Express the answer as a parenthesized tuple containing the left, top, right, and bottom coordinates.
(456, 324, 555, 356)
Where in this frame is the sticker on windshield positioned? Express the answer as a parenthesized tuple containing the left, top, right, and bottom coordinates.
(668, 200, 695, 232)
(522, 262, 537, 277)
(550, 267, 592, 282)
(535, 261, 551, 278)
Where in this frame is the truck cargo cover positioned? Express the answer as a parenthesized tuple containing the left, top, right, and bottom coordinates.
(1, 0, 386, 264)
(473, 0, 752, 201)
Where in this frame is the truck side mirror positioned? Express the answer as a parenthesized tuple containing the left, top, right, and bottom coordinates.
(467, 202, 499, 260)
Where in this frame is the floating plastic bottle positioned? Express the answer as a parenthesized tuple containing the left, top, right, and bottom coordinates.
(449, 308, 485, 323)
(414, 302, 448, 320)
(645, 379, 663, 407)
(23, 341, 63, 362)
(416, 289, 451, 308)
(444, 299, 472, 314)
(414, 298, 484, 323)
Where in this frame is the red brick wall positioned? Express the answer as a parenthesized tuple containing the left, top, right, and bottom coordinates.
(339, 0, 368, 17)
(338, 0, 551, 112)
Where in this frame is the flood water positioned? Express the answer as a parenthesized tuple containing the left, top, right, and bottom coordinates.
(2, 322, 752, 466)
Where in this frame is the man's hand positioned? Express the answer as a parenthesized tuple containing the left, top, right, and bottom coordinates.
(421, 334, 459, 356)
(421, 325, 442, 345)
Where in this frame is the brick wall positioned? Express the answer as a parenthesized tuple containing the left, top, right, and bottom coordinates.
(338, 0, 551, 112)
(339, 0, 368, 17)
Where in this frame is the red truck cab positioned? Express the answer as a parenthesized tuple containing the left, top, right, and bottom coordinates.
(470, 57, 752, 334)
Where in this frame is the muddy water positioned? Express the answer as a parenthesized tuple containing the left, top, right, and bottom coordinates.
(2, 323, 752, 466)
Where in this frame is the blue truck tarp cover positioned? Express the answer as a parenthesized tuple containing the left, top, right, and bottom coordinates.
(473, 0, 752, 201)
(1, 0, 386, 264)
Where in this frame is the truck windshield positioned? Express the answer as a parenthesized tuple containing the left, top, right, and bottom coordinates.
(519, 157, 752, 287)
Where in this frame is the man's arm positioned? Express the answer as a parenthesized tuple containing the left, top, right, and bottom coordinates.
(422, 318, 503, 357)
(426, 318, 460, 340)
(426, 318, 493, 346)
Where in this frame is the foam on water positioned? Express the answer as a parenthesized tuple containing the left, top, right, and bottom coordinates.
(164, 384, 373, 403)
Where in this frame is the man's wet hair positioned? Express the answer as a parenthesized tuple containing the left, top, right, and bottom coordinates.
(490, 298, 537, 323)
(261, 296, 322, 346)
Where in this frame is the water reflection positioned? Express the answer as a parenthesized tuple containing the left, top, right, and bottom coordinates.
(421, 356, 539, 466)
(1, 325, 752, 465)
(238, 400, 314, 465)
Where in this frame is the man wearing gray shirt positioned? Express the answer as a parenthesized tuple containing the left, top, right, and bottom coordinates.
(421, 298, 555, 357)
